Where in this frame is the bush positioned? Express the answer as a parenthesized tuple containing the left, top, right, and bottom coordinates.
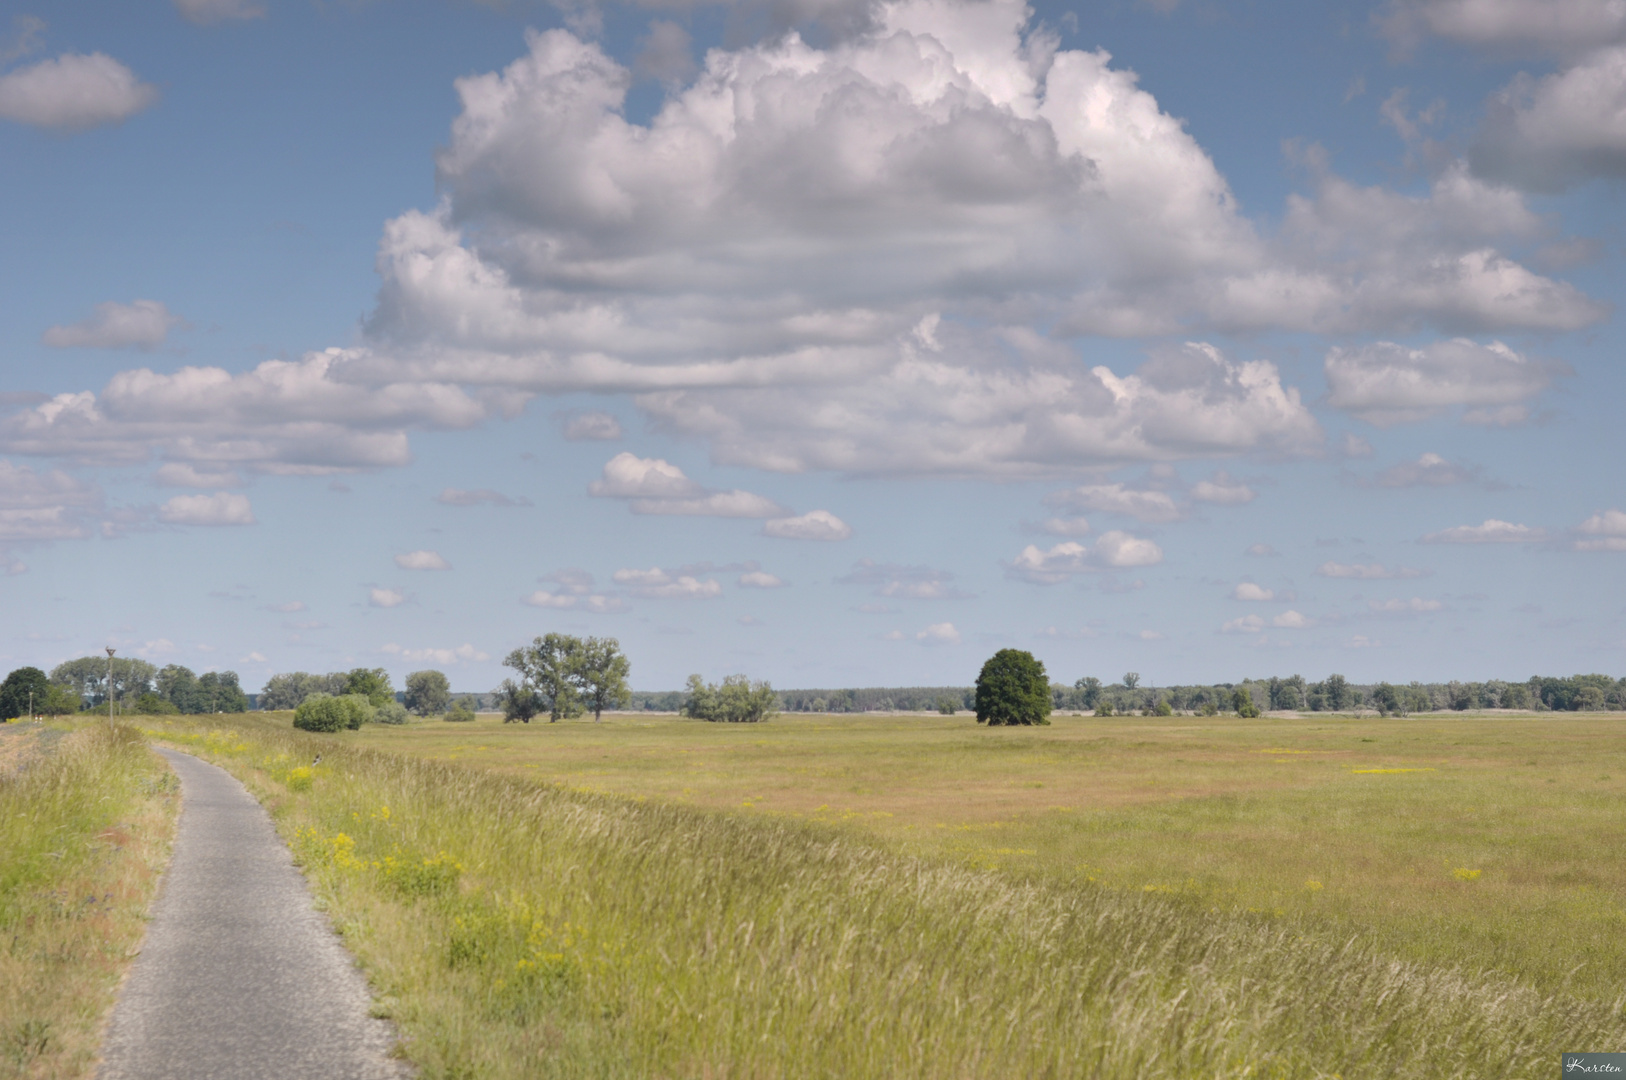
(445, 700, 478, 723)
(684, 674, 777, 723)
(1153, 699, 1174, 716)
(374, 701, 410, 725)
(1094, 700, 1114, 717)
(974, 649, 1051, 726)
(1232, 688, 1261, 718)
(293, 692, 375, 733)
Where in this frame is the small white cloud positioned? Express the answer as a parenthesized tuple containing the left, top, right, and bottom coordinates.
(1245, 543, 1279, 557)
(882, 629, 907, 641)
(1222, 614, 1266, 634)
(1370, 597, 1445, 613)
(369, 587, 406, 608)
(589, 452, 700, 498)
(0, 52, 159, 130)
(136, 638, 177, 658)
(242, 651, 268, 663)
(1421, 518, 1544, 544)
(1340, 432, 1376, 458)
(265, 601, 305, 613)
(738, 570, 785, 588)
(840, 560, 966, 598)
(632, 490, 788, 518)
(158, 492, 254, 526)
(155, 462, 241, 488)
(43, 300, 182, 350)
(1007, 531, 1164, 584)
(1037, 516, 1092, 537)
(1272, 610, 1313, 629)
(395, 549, 451, 571)
(1371, 452, 1478, 488)
(522, 590, 578, 608)
(174, 0, 265, 24)
(1138, 629, 1164, 641)
(436, 487, 527, 507)
(916, 622, 961, 646)
(1325, 339, 1562, 426)
(1190, 472, 1255, 505)
(1574, 509, 1626, 552)
(763, 510, 852, 541)
(611, 567, 722, 599)
(1316, 561, 1429, 579)
(1346, 635, 1382, 649)
(379, 642, 490, 665)
(1233, 582, 1275, 601)
(1046, 483, 1182, 523)
(562, 411, 623, 441)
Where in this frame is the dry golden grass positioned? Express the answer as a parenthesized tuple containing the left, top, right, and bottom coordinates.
(136, 713, 1626, 1079)
(0, 723, 178, 1080)
(351, 709, 1626, 999)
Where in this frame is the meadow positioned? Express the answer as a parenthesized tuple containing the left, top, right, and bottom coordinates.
(347, 710, 1626, 1001)
(0, 722, 177, 1080)
(129, 709, 1626, 1079)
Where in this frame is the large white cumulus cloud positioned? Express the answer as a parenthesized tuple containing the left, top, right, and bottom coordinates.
(340, 0, 1587, 475)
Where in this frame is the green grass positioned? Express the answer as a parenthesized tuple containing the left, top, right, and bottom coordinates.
(140, 712, 1626, 1079)
(347, 709, 1626, 1001)
(0, 722, 178, 1080)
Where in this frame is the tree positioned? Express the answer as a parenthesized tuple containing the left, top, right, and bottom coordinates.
(575, 637, 631, 722)
(1073, 677, 1102, 707)
(1323, 674, 1351, 711)
(197, 671, 249, 713)
(404, 670, 452, 717)
(1371, 682, 1404, 717)
(0, 667, 50, 721)
(259, 672, 348, 711)
(975, 650, 1052, 726)
(683, 674, 777, 722)
(504, 634, 583, 722)
(1122, 672, 1140, 690)
(445, 698, 478, 723)
(346, 668, 395, 709)
(50, 656, 157, 712)
(496, 678, 541, 724)
(1232, 687, 1260, 718)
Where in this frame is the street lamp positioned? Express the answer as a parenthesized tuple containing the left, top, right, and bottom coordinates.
(106, 647, 116, 723)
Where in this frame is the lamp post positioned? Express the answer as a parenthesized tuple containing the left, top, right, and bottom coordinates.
(106, 647, 116, 723)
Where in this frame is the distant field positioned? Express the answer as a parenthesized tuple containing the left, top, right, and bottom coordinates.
(352, 709, 1626, 1000)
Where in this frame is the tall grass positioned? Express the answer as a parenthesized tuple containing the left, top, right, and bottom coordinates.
(150, 718, 1626, 1079)
(0, 723, 177, 1080)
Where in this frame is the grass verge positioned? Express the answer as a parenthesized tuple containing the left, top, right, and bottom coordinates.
(148, 715, 1626, 1080)
(0, 723, 178, 1080)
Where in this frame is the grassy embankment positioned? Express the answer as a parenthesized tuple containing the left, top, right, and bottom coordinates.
(143, 711, 1626, 1079)
(0, 722, 178, 1080)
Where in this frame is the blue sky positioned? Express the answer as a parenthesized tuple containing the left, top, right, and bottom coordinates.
(2, 0, 1624, 693)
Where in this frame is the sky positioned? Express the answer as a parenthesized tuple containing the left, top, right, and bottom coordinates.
(2, 0, 1624, 694)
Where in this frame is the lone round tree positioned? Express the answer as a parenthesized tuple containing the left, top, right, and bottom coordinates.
(974, 649, 1052, 726)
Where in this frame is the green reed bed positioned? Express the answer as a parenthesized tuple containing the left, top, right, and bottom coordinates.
(0, 723, 177, 1080)
(145, 717, 1625, 1080)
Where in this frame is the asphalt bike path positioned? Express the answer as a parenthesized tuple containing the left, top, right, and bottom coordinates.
(98, 748, 410, 1080)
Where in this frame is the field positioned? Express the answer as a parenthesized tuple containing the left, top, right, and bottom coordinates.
(123, 708, 1626, 1079)
(0, 723, 177, 1080)
(351, 710, 1626, 1001)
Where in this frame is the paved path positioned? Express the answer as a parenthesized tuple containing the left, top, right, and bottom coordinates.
(99, 749, 409, 1080)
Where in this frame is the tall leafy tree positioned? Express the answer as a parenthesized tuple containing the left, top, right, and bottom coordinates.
(683, 674, 776, 723)
(405, 670, 452, 716)
(504, 634, 583, 722)
(0, 667, 50, 721)
(575, 637, 631, 722)
(975, 650, 1052, 726)
(346, 668, 396, 709)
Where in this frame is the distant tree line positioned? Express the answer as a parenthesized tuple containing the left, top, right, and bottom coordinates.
(0, 658, 249, 719)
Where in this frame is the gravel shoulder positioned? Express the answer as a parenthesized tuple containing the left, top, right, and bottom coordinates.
(98, 748, 410, 1080)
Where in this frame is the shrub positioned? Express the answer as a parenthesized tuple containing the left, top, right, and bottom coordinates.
(445, 700, 478, 723)
(1232, 688, 1261, 718)
(293, 692, 375, 732)
(1094, 700, 1114, 717)
(374, 701, 410, 725)
(974, 649, 1051, 726)
(684, 674, 777, 722)
(1153, 699, 1174, 716)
